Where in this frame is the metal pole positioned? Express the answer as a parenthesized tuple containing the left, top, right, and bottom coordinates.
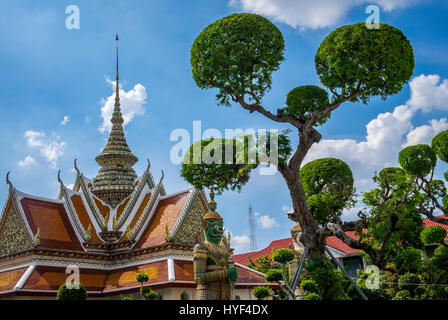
(291, 247, 309, 292)
(324, 247, 368, 300)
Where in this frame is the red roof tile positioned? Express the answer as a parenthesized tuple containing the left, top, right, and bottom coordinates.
(423, 217, 448, 240)
(134, 192, 190, 249)
(20, 197, 83, 251)
(233, 238, 294, 266)
(0, 267, 28, 292)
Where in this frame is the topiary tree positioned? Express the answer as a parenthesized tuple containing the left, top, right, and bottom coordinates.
(398, 130, 448, 226)
(185, 13, 414, 260)
(253, 286, 271, 300)
(339, 165, 424, 269)
(57, 283, 87, 301)
(136, 272, 158, 300)
(300, 158, 355, 225)
(421, 226, 447, 245)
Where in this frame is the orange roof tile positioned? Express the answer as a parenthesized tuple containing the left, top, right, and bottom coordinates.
(134, 192, 190, 249)
(127, 193, 151, 231)
(116, 196, 131, 221)
(93, 197, 110, 219)
(70, 195, 102, 244)
(23, 266, 107, 291)
(20, 197, 83, 251)
(174, 260, 194, 281)
(103, 261, 167, 291)
(0, 267, 28, 292)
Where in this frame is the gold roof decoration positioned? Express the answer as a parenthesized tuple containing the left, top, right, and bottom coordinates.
(91, 34, 138, 208)
(201, 188, 223, 228)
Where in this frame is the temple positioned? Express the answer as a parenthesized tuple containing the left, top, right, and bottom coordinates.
(0, 36, 267, 300)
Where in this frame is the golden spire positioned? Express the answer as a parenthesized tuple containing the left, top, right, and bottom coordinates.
(92, 34, 138, 208)
(115, 34, 119, 99)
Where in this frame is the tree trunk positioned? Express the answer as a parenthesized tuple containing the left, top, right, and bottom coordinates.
(284, 171, 326, 260)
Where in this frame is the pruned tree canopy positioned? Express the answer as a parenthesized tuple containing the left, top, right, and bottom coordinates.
(315, 22, 414, 104)
(398, 144, 437, 177)
(191, 13, 285, 106)
(284, 85, 330, 126)
(181, 138, 255, 193)
(300, 158, 354, 224)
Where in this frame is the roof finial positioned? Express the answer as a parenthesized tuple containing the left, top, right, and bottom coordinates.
(6, 171, 13, 190)
(115, 34, 119, 99)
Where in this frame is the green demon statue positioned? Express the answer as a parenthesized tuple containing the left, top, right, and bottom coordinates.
(193, 190, 238, 300)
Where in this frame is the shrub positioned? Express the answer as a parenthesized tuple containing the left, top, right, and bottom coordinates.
(272, 248, 295, 265)
(136, 272, 149, 284)
(265, 269, 283, 283)
(140, 286, 158, 300)
(420, 226, 447, 245)
(121, 295, 134, 300)
(253, 286, 270, 300)
(300, 279, 319, 294)
(304, 293, 321, 300)
(57, 283, 87, 301)
(393, 247, 423, 273)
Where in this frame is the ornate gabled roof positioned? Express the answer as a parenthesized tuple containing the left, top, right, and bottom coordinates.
(91, 35, 138, 208)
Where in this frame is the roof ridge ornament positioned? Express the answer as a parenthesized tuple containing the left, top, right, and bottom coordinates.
(57, 170, 65, 190)
(6, 171, 13, 190)
(74, 158, 80, 174)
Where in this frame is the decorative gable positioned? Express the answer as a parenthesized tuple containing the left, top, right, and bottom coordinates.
(171, 195, 207, 245)
(0, 199, 33, 256)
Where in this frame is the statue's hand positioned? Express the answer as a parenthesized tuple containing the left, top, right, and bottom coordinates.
(226, 267, 237, 282)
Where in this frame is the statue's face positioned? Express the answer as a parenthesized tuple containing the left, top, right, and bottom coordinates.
(205, 220, 224, 244)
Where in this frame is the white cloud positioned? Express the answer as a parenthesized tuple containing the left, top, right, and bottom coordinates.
(304, 74, 448, 211)
(24, 130, 66, 169)
(18, 156, 37, 167)
(404, 118, 448, 148)
(229, 0, 422, 29)
(232, 234, 251, 252)
(61, 115, 70, 126)
(66, 183, 75, 190)
(258, 214, 280, 229)
(99, 78, 147, 133)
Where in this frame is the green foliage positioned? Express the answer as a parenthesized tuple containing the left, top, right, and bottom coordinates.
(393, 247, 423, 274)
(398, 273, 424, 297)
(304, 293, 321, 300)
(431, 130, 448, 163)
(284, 85, 330, 125)
(300, 279, 319, 294)
(420, 226, 447, 245)
(300, 158, 354, 224)
(315, 22, 414, 104)
(398, 144, 437, 177)
(136, 272, 149, 284)
(57, 283, 87, 301)
(247, 255, 272, 274)
(181, 138, 255, 193)
(303, 259, 352, 300)
(253, 286, 271, 300)
(191, 13, 285, 106)
(272, 248, 295, 264)
(393, 290, 412, 300)
(362, 167, 424, 267)
(265, 269, 283, 283)
(121, 295, 134, 300)
(140, 286, 158, 300)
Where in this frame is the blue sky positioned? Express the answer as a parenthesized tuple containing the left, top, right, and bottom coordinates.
(0, 0, 447, 253)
